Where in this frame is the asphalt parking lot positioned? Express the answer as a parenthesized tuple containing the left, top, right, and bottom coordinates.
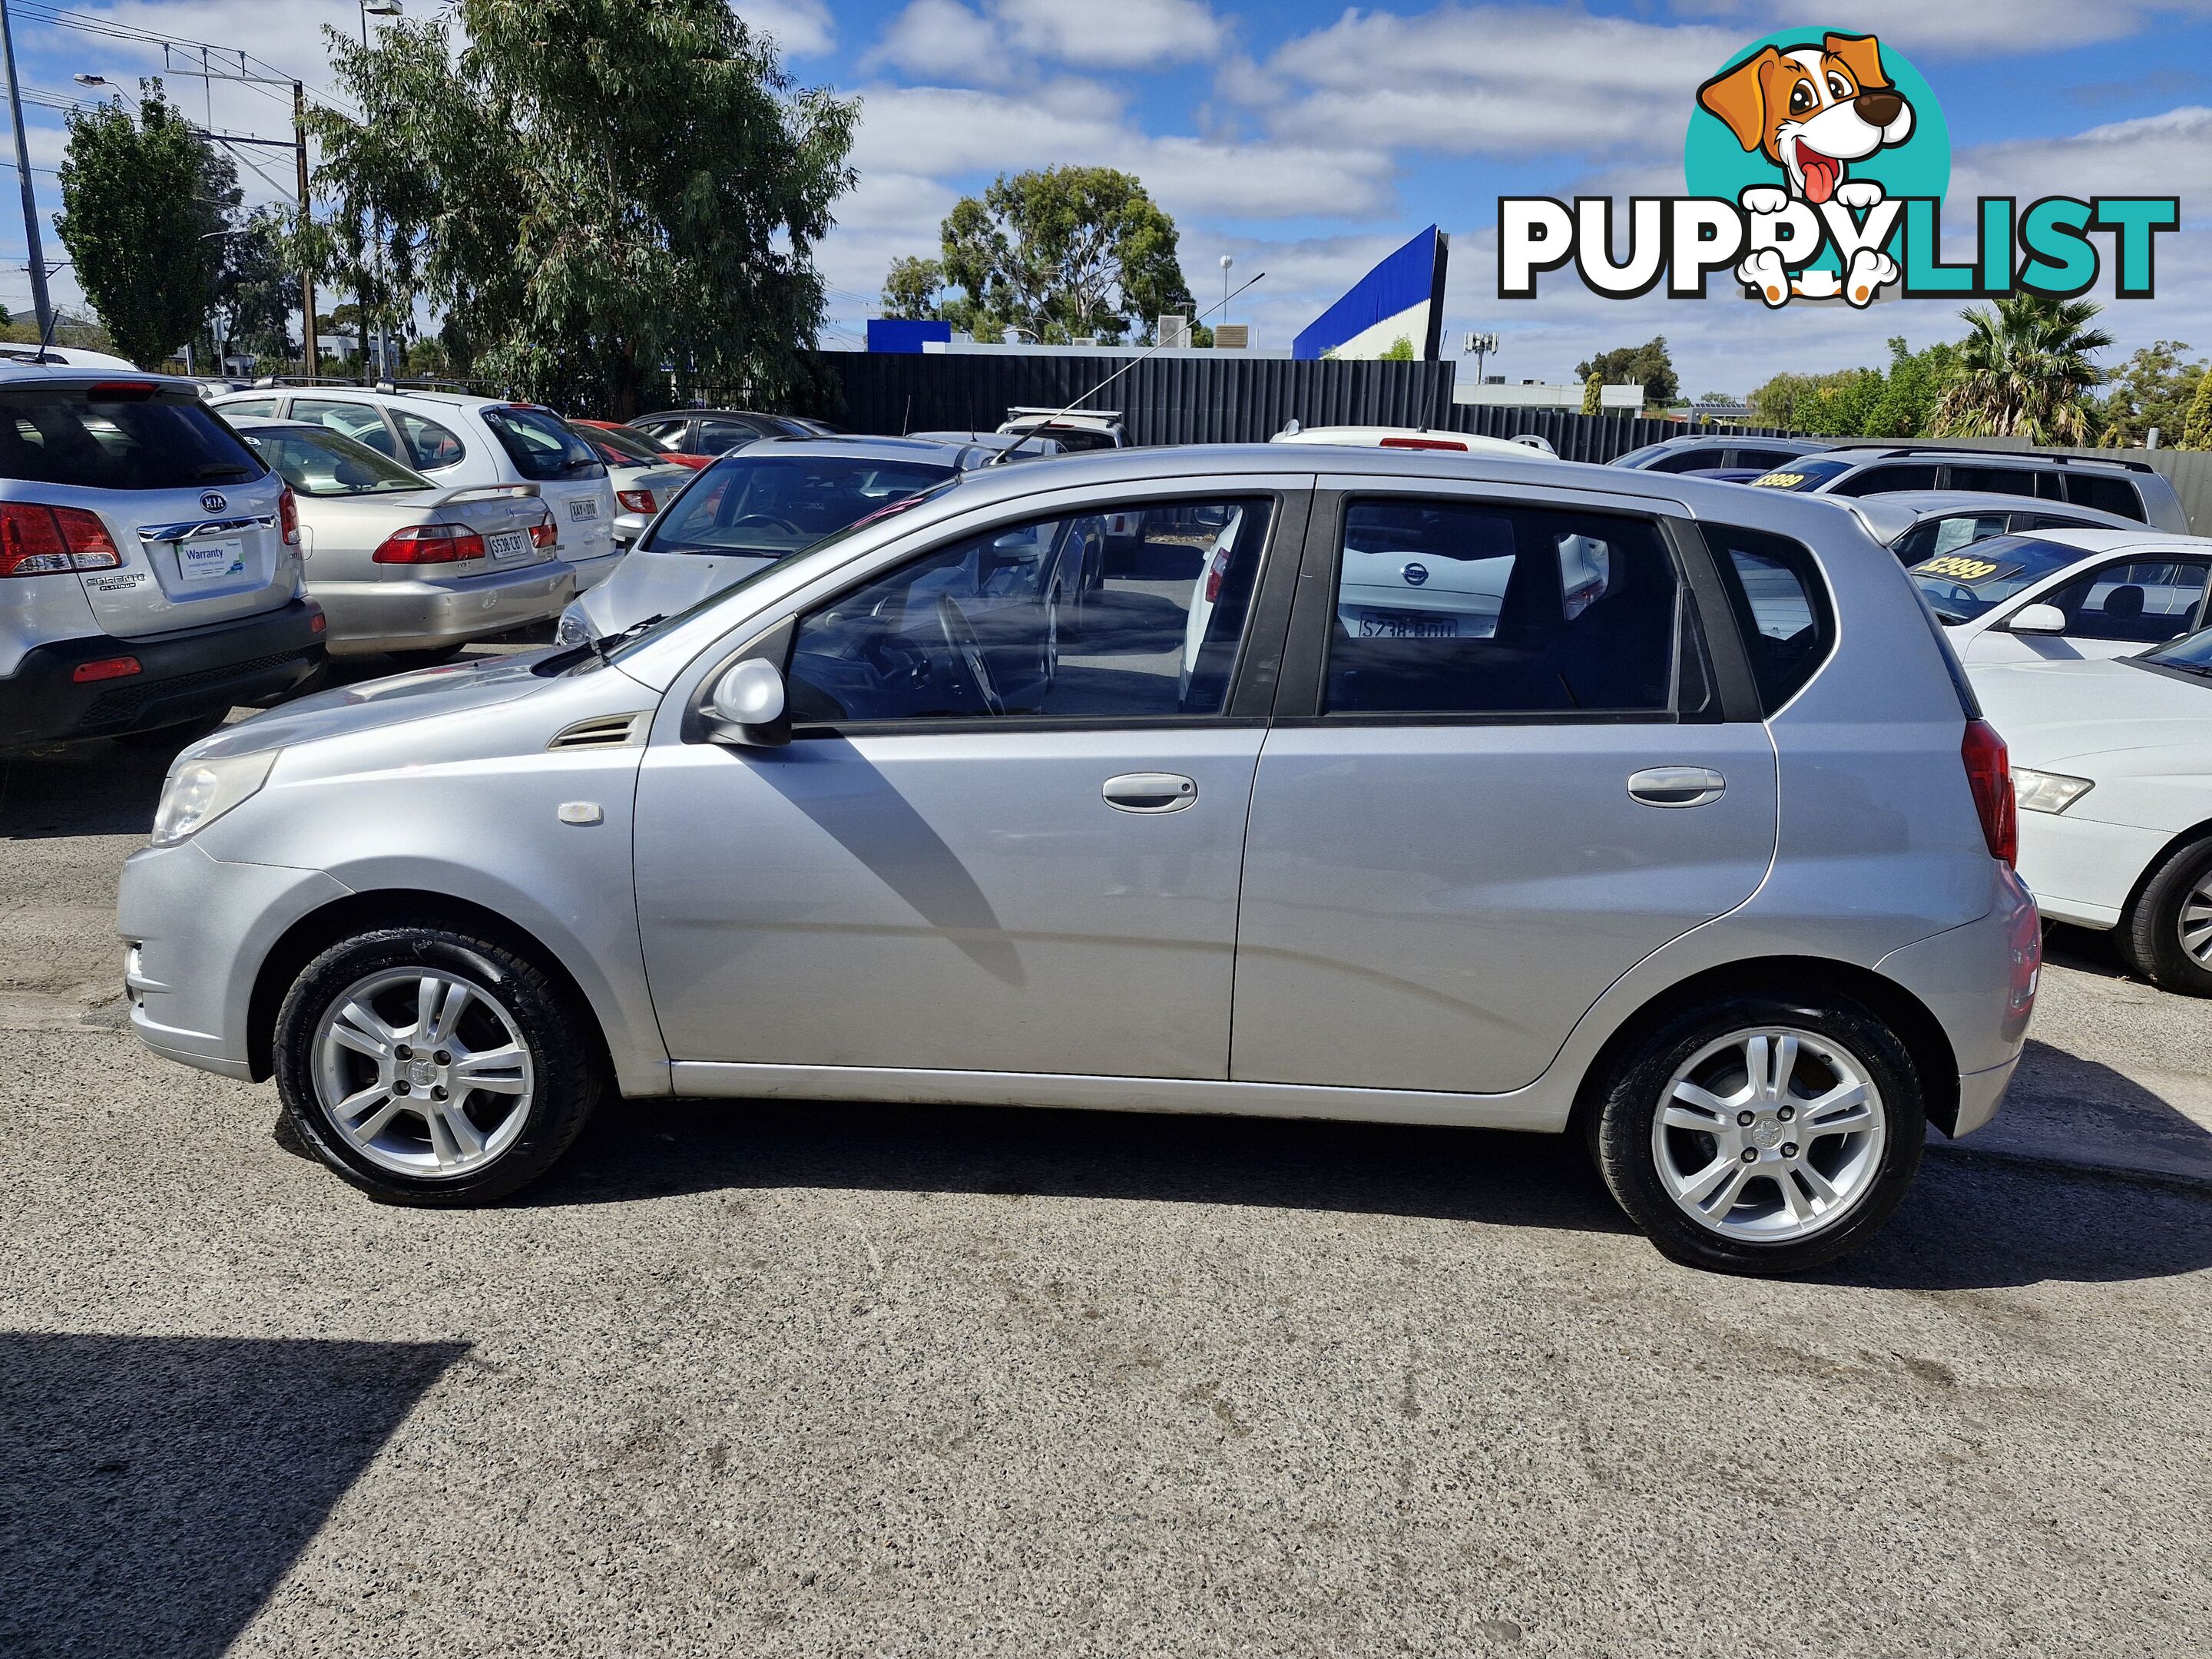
(3, 649, 2209, 1657)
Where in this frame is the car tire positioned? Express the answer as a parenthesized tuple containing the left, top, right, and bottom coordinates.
(273, 925, 602, 1206)
(2120, 836, 2212, 995)
(1586, 990, 1926, 1275)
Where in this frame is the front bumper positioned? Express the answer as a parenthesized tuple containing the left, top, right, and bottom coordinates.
(118, 838, 350, 1081)
(313, 562, 575, 655)
(0, 598, 325, 750)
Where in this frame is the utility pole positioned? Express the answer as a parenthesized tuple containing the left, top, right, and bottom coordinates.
(294, 81, 316, 379)
(0, 0, 53, 343)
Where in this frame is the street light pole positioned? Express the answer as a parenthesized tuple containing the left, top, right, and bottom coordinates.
(295, 80, 317, 379)
(0, 0, 54, 344)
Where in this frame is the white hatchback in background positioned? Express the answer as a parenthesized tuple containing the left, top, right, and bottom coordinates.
(209, 387, 621, 590)
(1270, 422, 1559, 458)
(1906, 528, 2212, 664)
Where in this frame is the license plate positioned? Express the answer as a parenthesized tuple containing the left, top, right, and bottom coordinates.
(178, 538, 243, 583)
(566, 498, 598, 522)
(1358, 611, 1456, 638)
(487, 530, 530, 561)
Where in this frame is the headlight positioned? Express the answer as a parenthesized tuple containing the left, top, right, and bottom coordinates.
(2012, 766, 2094, 816)
(151, 750, 279, 846)
(555, 606, 593, 646)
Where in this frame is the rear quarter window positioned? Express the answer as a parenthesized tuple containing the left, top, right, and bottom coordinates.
(1704, 524, 1836, 712)
(2063, 473, 2147, 522)
(0, 388, 265, 490)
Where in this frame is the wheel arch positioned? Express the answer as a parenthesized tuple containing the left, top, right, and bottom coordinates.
(246, 889, 618, 1088)
(2115, 815, 2212, 926)
(1568, 955, 1962, 1138)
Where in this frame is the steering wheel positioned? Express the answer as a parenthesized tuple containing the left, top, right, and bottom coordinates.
(732, 513, 804, 535)
(933, 595, 1005, 715)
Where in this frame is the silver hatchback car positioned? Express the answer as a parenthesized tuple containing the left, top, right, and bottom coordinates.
(118, 447, 2040, 1273)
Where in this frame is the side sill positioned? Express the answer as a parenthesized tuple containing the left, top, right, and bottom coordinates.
(667, 1061, 1568, 1133)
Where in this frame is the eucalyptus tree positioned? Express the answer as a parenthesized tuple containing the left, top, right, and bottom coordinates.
(306, 0, 857, 414)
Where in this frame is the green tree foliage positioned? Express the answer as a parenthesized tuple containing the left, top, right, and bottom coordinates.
(2182, 369, 2212, 450)
(1379, 335, 1415, 361)
(2097, 341, 2207, 448)
(936, 166, 1195, 345)
(1749, 337, 1960, 437)
(55, 86, 230, 367)
(1932, 293, 2112, 446)
(880, 256, 945, 321)
(306, 0, 857, 415)
(1575, 337, 1677, 404)
(1580, 373, 1601, 416)
(210, 208, 294, 360)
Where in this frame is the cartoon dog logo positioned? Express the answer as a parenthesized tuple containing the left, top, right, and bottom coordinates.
(1697, 32, 1913, 306)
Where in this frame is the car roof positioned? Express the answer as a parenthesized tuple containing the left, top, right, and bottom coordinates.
(710, 434, 978, 465)
(1873, 490, 2144, 524)
(1998, 525, 2211, 554)
(1799, 442, 2154, 476)
(633, 407, 796, 422)
(1640, 432, 1821, 451)
(0, 362, 200, 389)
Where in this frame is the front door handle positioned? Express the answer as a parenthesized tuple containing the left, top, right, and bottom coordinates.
(1628, 766, 1727, 807)
(1104, 772, 1198, 813)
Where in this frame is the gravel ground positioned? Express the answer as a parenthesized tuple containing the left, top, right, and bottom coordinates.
(3, 669, 2209, 1658)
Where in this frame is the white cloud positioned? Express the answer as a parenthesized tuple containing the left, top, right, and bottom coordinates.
(1949, 105, 2212, 217)
(1667, 0, 2212, 55)
(1244, 5, 1743, 158)
(732, 0, 836, 58)
(997, 0, 1224, 68)
(862, 0, 1011, 84)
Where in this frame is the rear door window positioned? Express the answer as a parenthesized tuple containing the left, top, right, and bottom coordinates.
(1706, 525, 1833, 710)
(2063, 473, 2147, 522)
(1644, 445, 1727, 474)
(394, 409, 466, 471)
(1892, 512, 2012, 565)
(0, 386, 265, 489)
(1944, 463, 2043, 495)
(481, 406, 604, 481)
(290, 398, 400, 460)
(1730, 446, 1801, 471)
(1324, 500, 1685, 714)
(1830, 462, 1940, 496)
(694, 418, 766, 454)
(216, 396, 278, 419)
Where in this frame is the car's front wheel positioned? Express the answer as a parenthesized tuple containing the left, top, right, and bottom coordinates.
(2118, 836, 2212, 996)
(273, 925, 601, 1205)
(1588, 992, 1926, 1274)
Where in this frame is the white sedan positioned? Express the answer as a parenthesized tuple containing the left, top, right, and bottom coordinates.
(1909, 527, 2212, 664)
(1972, 630, 2212, 994)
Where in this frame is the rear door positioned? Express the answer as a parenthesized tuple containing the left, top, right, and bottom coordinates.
(1232, 482, 1780, 1096)
(0, 379, 292, 637)
(289, 397, 404, 461)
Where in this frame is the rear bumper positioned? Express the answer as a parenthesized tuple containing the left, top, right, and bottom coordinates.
(0, 597, 325, 749)
(314, 563, 575, 654)
(563, 548, 624, 591)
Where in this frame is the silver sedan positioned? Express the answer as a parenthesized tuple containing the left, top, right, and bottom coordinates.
(233, 419, 575, 664)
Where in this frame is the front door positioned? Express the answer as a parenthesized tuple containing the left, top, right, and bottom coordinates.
(1233, 489, 1782, 1096)
(634, 488, 1301, 1079)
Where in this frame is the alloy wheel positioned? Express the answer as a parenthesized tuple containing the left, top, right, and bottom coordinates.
(1650, 1026, 1887, 1243)
(312, 966, 535, 1178)
(2177, 874, 2212, 965)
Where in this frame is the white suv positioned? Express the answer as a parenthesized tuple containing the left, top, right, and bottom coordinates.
(210, 387, 621, 589)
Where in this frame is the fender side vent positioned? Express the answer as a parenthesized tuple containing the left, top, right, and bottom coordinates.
(548, 712, 648, 750)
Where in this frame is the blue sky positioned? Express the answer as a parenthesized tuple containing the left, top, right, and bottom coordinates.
(7, 1, 2210, 393)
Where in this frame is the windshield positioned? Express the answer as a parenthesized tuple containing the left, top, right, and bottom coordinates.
(1907, 535, 2088, 623)
(581, 423, 666, 465)
(2139, 628, 2212, 676)
(642, 454, 956, 558)
(607, 478, 961, 664)
(243, 426, 429, 495)
(0, 386, 265, 488)
(482, 406, 604, 481)
(1748, 459, 1855, 492)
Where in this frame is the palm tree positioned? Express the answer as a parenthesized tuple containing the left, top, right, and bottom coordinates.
(1933, 293, 2114, 445)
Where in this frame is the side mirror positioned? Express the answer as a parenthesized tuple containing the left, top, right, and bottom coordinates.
(707, 657, 789, 747)
(2010, 602, 2068, 634)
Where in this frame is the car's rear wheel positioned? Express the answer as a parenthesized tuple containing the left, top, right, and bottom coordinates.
(273, 926, 601, 1205)
(2120, 836, 2212, 995)
(1588, 992, 1925, 1274)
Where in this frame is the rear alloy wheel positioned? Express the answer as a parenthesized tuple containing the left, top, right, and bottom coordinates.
(2121, 836, 2212, 996)
(273, 926, 601, 1204)
(1589, 993, 1925, 1274)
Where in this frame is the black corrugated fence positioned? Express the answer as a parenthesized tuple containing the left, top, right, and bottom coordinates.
(793, 352, 1455, 446)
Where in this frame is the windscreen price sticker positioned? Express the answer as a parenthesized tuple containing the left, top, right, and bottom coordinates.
(1915, 555, 2003, 581)
(1750, 472, 1803, 488)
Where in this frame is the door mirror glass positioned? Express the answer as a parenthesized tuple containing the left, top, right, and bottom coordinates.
(707, 657, 788, 743)
(2009, 602, 2068, 634)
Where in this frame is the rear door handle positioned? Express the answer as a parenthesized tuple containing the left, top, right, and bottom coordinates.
(1104, 772, 1198, 813)
(1628, 766, 1727, 807)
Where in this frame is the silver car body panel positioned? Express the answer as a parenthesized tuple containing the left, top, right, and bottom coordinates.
(120, 445, 2025, 1137)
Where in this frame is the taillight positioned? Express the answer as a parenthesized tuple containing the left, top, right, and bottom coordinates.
(280, 485, 300, 547)
(616, 489, 656, 514)
(528, 511, 558, 548)
(0, 501, 121, 576)
(1203, 548, 1231, 604)
(1961, 718, 2016, 866)
(372, 523, 488, 564)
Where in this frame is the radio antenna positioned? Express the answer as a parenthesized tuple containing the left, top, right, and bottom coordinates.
(988, 270, 1266, 465)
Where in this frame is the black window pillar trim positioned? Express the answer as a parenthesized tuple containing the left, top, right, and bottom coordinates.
(1225, 487, 1316, 717)
(1661, 515, 1765, 722)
